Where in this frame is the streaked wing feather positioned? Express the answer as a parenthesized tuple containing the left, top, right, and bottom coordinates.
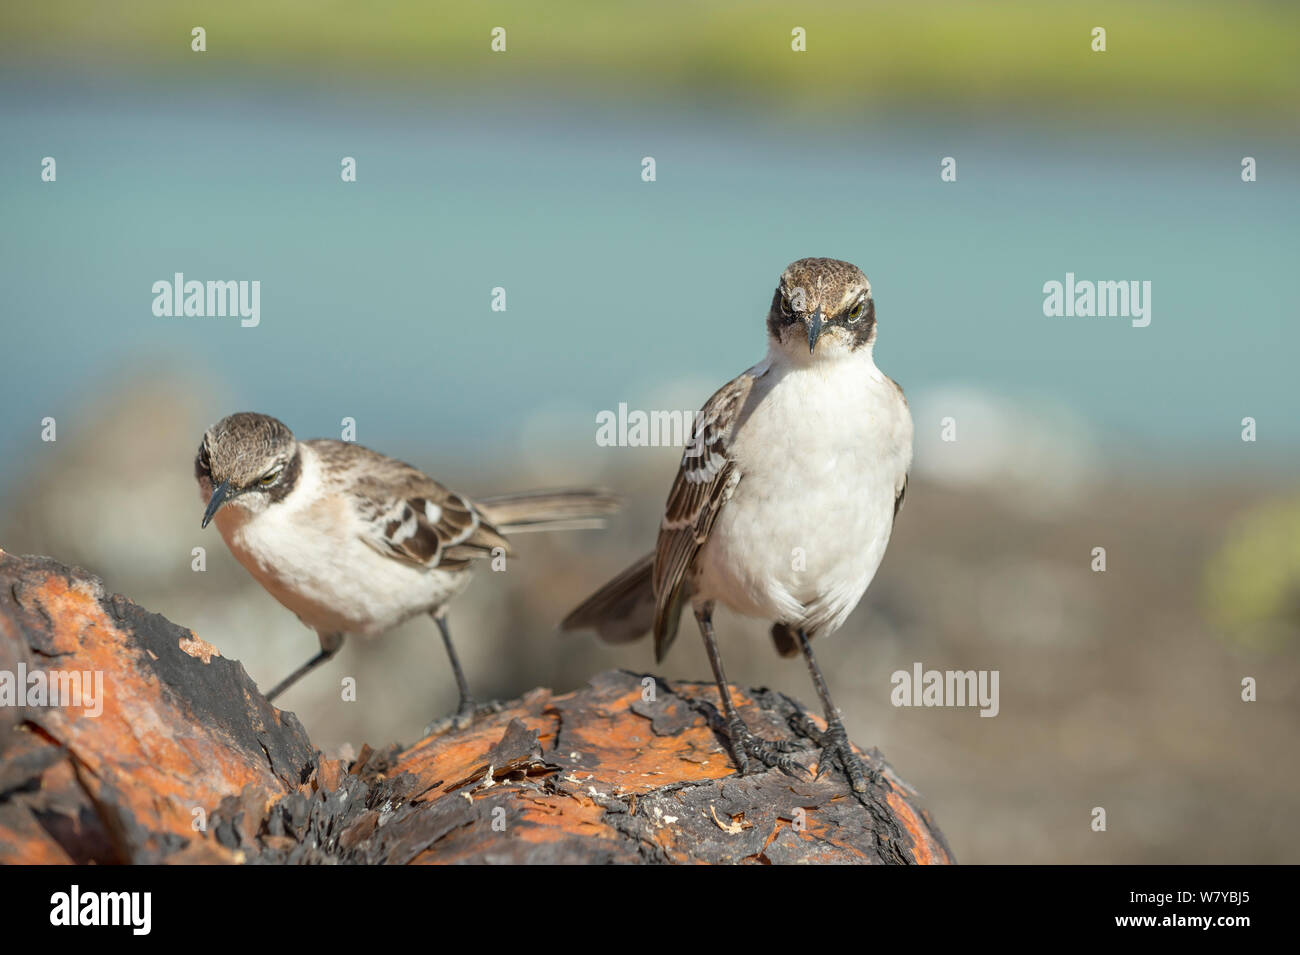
(368, 485, 510, 567)
(651, 368, 760, 658)
(304, 439, 510, 570)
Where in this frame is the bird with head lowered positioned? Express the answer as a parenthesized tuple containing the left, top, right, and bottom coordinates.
(196, 412, 619, 724)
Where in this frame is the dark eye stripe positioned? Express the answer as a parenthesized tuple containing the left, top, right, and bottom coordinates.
(194, 442, 212, 480)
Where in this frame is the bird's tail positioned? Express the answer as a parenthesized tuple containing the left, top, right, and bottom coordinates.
(560, 552, 657, 645)
(476, 488, 621, 535)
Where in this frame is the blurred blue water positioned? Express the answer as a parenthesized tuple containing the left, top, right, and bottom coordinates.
(2, 75, 1297, 490)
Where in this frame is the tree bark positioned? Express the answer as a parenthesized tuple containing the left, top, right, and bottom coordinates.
(0, 549, 953, 864)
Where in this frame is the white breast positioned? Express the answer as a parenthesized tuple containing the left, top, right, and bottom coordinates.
(693, 348, 912, 636)
(213, 446, 469, 638)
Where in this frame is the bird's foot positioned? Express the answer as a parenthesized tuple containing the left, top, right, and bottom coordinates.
(723, 715, 808, 781)
(793, 713, 876, 793)
(422, 698, 502, 738)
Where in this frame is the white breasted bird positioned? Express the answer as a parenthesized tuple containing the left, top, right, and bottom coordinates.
(562, 258, 913, 792)
(195, 413, 619, 719)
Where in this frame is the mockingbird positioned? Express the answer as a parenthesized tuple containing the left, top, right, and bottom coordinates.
(195, 412, 618, 722)
(563, 258, 912, 791)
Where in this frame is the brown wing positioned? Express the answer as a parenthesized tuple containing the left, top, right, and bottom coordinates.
(363, 482, 511, 570)
(651, 365, 763, 661)
(886, 373, 910, 521)
(308, 439, 511, 571)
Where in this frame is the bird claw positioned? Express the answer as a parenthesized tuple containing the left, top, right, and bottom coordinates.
(423, 698, 501, 738)
(816, 722, 874, 793)
(792, 711, 824, 740)
(792, 713, 876, 793)
(725, 717, 810, 781)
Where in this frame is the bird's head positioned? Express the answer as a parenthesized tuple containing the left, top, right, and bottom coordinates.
(766, 257, 876, 362)
(195, 412, 300, 528)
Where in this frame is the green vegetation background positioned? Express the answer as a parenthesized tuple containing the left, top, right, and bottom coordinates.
(5, 2, 1297, 123)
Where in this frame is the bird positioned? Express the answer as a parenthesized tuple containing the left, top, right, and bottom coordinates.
(562, 258, 913, 792)
(194, 412, 619, 721)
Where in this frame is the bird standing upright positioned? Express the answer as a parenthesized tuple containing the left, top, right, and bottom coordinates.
(194, 413, 618, 721)
(562, 258, 913, 792)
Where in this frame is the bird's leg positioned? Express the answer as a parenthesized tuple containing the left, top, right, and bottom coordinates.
(265, 632, 344, 703)
(433, 613, 480, 726)
(794, 628, 875, 793)
(695, 603, 805, 779)
(419, 613, 502, 736)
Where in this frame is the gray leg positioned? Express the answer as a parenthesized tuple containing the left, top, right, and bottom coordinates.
(421, 613, 501, 736)
(795, 628, 872, 793)
(266, 631, 344, 702)
(433, 613, 474, 716)
(695, 603, 804, 779)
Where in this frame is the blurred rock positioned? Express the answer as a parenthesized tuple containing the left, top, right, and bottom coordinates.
(0, 370, 231, 595)
(911, 386, 1097, 513)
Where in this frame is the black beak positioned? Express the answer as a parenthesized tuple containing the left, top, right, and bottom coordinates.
(201, 480, 231, 529)
(807, 308, 824, 354)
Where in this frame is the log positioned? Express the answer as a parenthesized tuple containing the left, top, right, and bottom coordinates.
(0, 549, 953, 865)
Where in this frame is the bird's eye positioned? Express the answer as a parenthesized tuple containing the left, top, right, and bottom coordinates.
(780, 295, 793, 317)
(259, 467, 282, 487)
(847, 301, 866, 324)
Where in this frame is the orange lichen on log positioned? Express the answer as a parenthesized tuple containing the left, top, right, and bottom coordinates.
(0, 551, 313, 863)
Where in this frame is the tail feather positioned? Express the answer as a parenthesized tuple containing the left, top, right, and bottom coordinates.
(769, 622, 802, 658)
(477, 489, 620, 535)
(652, 582, 688, 663)
(560, 552, 656, 645)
